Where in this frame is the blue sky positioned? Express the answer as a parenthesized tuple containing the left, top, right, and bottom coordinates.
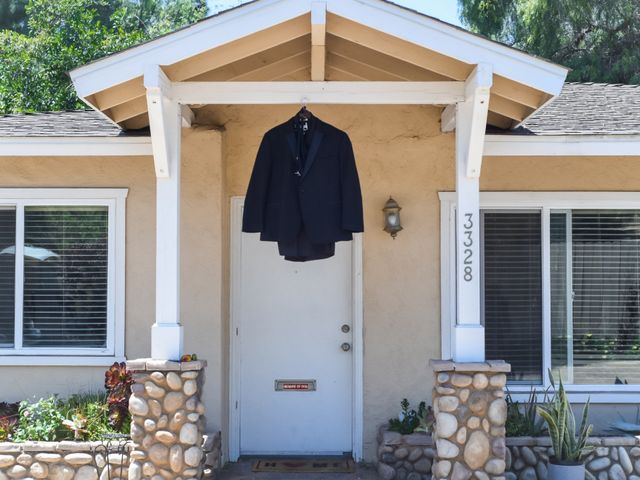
(206, 0, 462, 26)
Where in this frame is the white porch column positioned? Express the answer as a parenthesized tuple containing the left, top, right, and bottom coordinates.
(453, 64, 492, 362)
(145, 65, 184, 360)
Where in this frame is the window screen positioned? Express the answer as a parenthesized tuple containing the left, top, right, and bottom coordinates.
(482, 211, 543, 384)
(22, 206, 109, 348)
(552, 210, 640, 385)
(0, 208, 16, 348)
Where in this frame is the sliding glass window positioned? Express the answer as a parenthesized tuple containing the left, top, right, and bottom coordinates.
(550, 210, 640, 385)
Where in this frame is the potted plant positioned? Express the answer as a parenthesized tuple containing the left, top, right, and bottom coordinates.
(537, 373, 593, 480)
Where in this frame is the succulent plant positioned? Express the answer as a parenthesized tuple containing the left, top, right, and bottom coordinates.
(537, 372, 593, 464)
(104, 362, 133, 430)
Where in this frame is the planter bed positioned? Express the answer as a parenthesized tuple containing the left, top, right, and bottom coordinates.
(0, 432, 221, 480)
(506, 436, 640, 480)
(376, 427, 640, 480)
(376, 427, 435, 480)
(0, 440, 133, 480)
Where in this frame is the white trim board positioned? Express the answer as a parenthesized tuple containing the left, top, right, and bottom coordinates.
(171, 81, 465, 105)
(4, 134, 639, 158)
(228, 196, 364, 461)
(0, 356, 127, 367)
(484, 134, 640, 157)
(439, 191, 640, 403)
(0, 137, 152, 157)
(70, 0, 567, 100)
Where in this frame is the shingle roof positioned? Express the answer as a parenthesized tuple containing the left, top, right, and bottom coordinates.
(1, 83, 640, 137)
(511, 83, 640, 136)
(0, 110, 147, 137)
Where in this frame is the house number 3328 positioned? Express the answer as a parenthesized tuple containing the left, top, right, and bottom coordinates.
(463, 213, 474, 282)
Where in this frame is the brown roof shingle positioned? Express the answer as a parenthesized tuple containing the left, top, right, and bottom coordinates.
(512, 83, 640, 136)
(0, 110, 147, 137)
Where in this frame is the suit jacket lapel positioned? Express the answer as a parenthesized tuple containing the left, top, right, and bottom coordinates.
(302, 123, 324, 179)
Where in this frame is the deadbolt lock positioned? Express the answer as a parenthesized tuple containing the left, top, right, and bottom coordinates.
(341, 342, 351, 352)
(341, 324, 351, 333)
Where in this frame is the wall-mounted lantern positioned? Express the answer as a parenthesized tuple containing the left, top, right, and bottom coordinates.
(382, 197, 403, 239)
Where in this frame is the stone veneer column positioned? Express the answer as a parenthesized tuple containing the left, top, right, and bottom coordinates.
(429, 360, 511, 480)
(126, 359, 207, 480)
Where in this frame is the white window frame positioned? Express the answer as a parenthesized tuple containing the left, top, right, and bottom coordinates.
(440, 191, 640, 403)
(0, 188, 127, 366)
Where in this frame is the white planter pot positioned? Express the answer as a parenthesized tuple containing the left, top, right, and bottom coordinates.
(547, 461, 585, 480)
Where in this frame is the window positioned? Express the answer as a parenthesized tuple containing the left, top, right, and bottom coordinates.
(482, 211, 543, 384)
(550, 210, 640, 385)
(0, 189, 126, 364)
(441, 192, 640, 395)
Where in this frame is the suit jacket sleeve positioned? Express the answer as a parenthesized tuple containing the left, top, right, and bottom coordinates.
(340, 133, 364, 233)
(242, 134, 272, 233)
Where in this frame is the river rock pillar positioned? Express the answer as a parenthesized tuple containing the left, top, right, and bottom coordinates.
(126, 359, 207, 480)
(429, 360, 510, 480)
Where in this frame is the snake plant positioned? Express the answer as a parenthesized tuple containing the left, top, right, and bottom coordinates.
(536, 372, 593, 464)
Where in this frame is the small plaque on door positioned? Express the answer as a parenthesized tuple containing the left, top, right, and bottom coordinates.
(275, 379, 317, 392)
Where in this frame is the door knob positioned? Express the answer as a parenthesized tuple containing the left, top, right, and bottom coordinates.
(341, 342, 351, 352)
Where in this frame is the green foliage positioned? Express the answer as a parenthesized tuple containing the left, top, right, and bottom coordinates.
(459, 0, 640, 83)
(0, 0, 208, 114)
(388, 399, 433, 435)
(60, 392, 115, 441)
(9, 391, 127, 442)
(6, 363, 132, 442)
(12, 396, 66, 441)
(505, 388, 546, 437)
(537, 371, 593, 464)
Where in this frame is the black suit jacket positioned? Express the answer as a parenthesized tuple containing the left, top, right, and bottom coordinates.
(242, 116, 364, 243)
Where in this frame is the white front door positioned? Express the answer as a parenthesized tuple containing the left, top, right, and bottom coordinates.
(234, 203, 354, 456)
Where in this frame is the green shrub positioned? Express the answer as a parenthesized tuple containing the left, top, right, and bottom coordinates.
(388, 399, 433, 435)
(12, 396, 65, 441)
(59, 392, 114, 441)
(10, 392, 126, 442)
(7, 362, 133, 442)
(505, 388, 546, 437)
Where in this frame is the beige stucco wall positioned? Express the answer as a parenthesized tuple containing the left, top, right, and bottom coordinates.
(0, 128, 226, 438)
(1, 107, 639, 462)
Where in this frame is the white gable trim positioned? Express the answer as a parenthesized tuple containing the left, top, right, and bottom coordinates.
(0, 137, 152, 156)
(70, 0, 567, 101)
(70, 0, 309, 97)
(484, 134, 640, 157)
(329, 0, 567, 96)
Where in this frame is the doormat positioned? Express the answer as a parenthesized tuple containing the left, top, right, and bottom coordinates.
(252, 458, 355, 473)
